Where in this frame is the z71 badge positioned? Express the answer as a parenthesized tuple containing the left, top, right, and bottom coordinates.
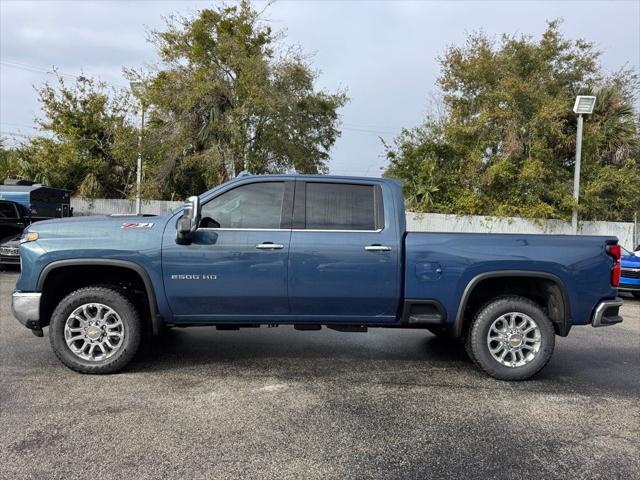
(121, 222, 154, 229)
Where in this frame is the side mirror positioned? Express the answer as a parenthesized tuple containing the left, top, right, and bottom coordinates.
(176, 196, 201, 245)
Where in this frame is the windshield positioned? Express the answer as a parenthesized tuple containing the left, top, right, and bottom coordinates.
(621, 247, 634, 256)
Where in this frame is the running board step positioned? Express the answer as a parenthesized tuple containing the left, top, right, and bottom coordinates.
(407, 314, 443, 326)
(403, 300, 445, 327)
(216, 324, 260, 330)
(327, 325, 368, 332)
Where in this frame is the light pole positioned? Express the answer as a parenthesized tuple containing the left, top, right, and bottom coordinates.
(130, 81, 146, 215)
(571, 95, 596, 234)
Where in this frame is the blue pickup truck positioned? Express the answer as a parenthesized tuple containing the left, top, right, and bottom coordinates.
(12, 175, 624, 380)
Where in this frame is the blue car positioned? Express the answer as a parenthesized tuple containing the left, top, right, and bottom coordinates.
(620, 247, 640, 299)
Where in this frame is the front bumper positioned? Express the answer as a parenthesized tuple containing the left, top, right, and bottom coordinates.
(12, 292, 42, 330)
(0, 254, 21, 265)
(0, 245, 20, 264)
(591, 298, 624, 327)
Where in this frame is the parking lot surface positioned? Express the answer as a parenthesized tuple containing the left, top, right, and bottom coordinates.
(1, 271, 639, 480)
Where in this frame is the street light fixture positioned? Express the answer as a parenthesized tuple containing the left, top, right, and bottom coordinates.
(130, 81, 145, 215)
(571, 95, 596, 234)
(573, 95, 597, 115)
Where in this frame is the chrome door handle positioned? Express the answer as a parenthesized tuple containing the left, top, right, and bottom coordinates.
(365, 245, 392, 252)
(256, 243, 284, 250)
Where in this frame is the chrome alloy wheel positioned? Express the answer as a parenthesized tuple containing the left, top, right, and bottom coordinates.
(64, 303, 125, 362)
(487, 312, 541, 368)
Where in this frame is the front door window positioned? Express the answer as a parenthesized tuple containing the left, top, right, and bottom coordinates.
(200, 182, 285, 229)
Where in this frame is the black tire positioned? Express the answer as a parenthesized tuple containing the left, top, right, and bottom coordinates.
(49, 286, 142, 374)
(465, 296, 555, 381)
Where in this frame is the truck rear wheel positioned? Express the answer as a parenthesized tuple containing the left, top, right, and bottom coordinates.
(465, 296, 555, 381)
(49, 286, 141, 374)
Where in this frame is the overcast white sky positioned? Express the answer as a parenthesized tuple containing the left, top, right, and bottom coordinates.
(1, 0, 639, 177)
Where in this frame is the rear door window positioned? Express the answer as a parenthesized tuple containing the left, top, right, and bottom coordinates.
(304, 183, 381, 230)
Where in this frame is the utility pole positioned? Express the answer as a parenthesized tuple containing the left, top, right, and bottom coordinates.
(571, 95, 597, 235)
(130, 81, 145, 215)
(135, 105, 144, 215)
(571, 113, 583, 234)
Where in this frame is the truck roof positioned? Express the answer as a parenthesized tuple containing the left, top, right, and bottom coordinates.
(229, 173, 402, 185)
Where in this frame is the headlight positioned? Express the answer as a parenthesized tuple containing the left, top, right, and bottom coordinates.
(20, 232, 39, 243)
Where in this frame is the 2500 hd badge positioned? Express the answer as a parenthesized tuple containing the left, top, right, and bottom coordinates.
(170, 274, 217, 280)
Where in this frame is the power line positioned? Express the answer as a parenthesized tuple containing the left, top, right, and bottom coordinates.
(0, 127, 386, 175)
(0, 121, 38, 130)
(1, 60, 81, 81)
(0, 60, 124, 87)
(0, 130, 36, 139)
(1, 60, 406, 135)
(341, 122, 402, 135)
(341, 126, 397, 135)
(343, 122, 401, 130)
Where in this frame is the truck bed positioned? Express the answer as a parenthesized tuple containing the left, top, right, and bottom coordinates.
(404, 232, 618, 331)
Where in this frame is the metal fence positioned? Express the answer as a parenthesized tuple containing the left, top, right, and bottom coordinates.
(71, 198, 182, 216)
(406, 212, 636, 249)
(71, 197, 637, 249)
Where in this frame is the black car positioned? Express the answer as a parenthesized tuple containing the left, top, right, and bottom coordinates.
(0, 199, 29, 242)
(0, 200, 30, 266)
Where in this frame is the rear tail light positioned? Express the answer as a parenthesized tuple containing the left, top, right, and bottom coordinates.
(606, 244, 621, 287)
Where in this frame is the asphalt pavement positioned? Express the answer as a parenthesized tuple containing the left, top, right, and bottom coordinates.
(1, 271, 639, 480)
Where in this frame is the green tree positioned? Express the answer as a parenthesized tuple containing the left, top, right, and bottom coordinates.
(0, 139, 21, 181)
(385, 21, 640, 222)
(130, 0, 347, 199)
(14, 76, 138, 199)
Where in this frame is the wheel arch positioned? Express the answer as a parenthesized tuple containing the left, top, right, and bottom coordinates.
(453, 270, 571, 338)
(37, 259, 162, 334)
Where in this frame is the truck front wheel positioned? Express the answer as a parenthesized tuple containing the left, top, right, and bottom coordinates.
(465, 296, 555, 381)
(49, 286, 142, 374)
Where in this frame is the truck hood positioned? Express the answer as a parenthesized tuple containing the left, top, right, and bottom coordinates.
(28, 214, 172, 231)
(32, 214, 158, 226)
(26, 214, 173, 253)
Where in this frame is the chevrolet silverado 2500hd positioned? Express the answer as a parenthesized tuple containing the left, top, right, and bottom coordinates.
(12, 175, 624, 380)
